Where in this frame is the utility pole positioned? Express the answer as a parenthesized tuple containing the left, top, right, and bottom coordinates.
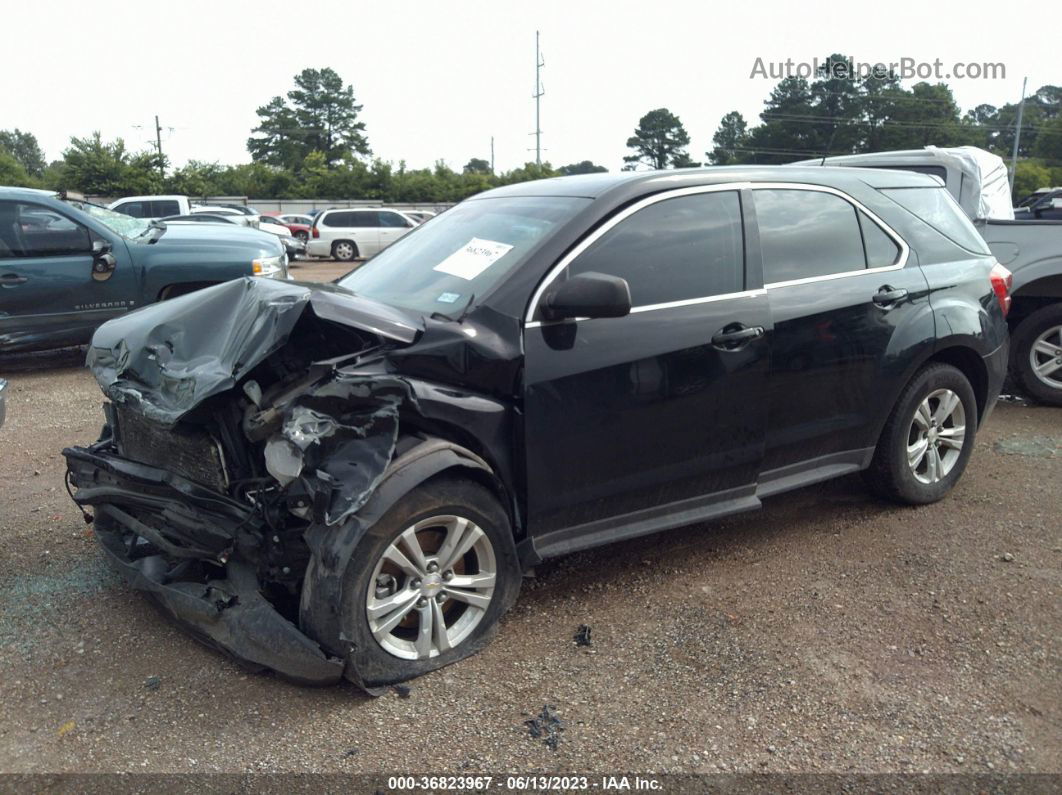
(531, 30, 544, 167)
(490, 136, 495, 174)
(1009, 77, 1028, 194)
(154, 114, 165, 178)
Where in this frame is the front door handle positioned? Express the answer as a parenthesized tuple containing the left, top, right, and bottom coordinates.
(873, 285, 908, 307)
(711, 324, 764, 351)
(0, 273, 28, 286)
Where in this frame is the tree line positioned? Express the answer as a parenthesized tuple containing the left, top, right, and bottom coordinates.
(2, 62, 1060, 202)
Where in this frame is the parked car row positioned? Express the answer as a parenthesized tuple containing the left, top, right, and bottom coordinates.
(105, 195, 440, 262)
(106, 195, 261, 228)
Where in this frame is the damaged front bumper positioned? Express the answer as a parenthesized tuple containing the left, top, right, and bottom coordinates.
(64, 445, 345, 685)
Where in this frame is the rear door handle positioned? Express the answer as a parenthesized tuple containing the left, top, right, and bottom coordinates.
(0, 273, 28, 286)
(873, 286, 908, 306)
(711, 324, 764, 351)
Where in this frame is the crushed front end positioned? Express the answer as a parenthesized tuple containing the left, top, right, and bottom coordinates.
(62, 278, 436, 685)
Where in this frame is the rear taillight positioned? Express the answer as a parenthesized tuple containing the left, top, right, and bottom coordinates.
(990, 263, 1013, 317)
(311, 225, 320, 238)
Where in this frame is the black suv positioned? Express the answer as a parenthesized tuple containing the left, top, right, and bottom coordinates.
(64, 167, 1010, 688)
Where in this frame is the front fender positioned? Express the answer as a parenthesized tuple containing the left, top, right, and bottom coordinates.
(298, 435, 506, 675)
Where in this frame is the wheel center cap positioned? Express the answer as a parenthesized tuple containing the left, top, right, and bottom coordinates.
(928, 428, 939, 443)
(420, 574, 443, 597)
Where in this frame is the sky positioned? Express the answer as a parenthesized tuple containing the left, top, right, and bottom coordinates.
(4, 0, 1059, 174)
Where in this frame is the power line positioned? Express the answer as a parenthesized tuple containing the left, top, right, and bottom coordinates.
(759, 112, 1055, 134)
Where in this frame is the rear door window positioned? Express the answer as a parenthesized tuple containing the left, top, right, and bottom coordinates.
(567, 190, 745, 306)
(152, 200, 180, 217)
(350, 211, 380, 228)
(754, 188, 867, 284)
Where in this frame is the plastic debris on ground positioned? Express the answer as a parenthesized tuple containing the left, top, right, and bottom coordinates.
(525, 704, 564, 751)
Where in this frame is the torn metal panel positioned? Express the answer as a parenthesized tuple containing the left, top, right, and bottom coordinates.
(94, 514, 343, 685)
(258, 372, 415, 526)
(85, 277, 424, 427)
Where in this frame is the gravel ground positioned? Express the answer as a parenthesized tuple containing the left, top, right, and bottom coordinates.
(0, 280, 1058, 774)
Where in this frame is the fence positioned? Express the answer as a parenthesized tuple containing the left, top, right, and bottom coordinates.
(88, 196, 455, 215)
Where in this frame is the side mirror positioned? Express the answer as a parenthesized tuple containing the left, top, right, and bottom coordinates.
(91, 239, 117, 282)
(541, 271, 631, 322)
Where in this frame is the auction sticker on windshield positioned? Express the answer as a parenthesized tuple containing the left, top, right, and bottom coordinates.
(433, 238, 514, 280)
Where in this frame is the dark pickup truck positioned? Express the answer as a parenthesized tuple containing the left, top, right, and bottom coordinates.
(798, 148, 1062, 406)
(0, 187, 289, 353)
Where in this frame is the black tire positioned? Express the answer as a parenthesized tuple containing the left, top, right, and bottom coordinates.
(863, 363, 978, 505)
(1010, 303, 1062, 406)
(319, 477, 520, 688)
(331, 240, 358, 262)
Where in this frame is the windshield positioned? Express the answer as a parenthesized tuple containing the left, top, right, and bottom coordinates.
(66, 200, 153, 239)
(338, 196, 588, 315)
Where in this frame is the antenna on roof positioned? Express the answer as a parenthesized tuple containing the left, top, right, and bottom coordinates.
(819, 124, 839, 167)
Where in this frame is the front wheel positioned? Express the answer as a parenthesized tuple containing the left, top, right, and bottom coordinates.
(295, 230, 308, 243)
(1011, 304, 1062, 406)
(864, 363, 978, 504)
(324, 477, 520, 687)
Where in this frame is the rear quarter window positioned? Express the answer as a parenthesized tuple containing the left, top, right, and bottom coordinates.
(153, 200, 180, 217)
(880, 187, 990, 255)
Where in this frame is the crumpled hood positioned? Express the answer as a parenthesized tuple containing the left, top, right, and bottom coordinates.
(86, 277, 423, 427)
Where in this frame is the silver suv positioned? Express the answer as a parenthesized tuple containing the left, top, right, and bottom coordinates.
(307, 208, 417, 261)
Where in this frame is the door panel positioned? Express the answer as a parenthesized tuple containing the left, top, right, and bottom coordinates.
(349, 212, 381, 256)
(761, 265, 933, 471)
(0, 201, 137, 351)
(524, 296, 770, 533)
(376, 211, 412, 252)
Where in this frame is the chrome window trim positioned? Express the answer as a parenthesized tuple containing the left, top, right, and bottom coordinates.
(523, 182, 751, 324)
(751, 182, 910, 289)
(524, 288, 767, 328)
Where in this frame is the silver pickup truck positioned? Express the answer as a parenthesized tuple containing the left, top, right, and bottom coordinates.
(797, 147, 1062, 406)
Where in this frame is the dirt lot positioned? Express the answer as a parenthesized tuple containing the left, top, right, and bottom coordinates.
(0, 267, 1058, 774)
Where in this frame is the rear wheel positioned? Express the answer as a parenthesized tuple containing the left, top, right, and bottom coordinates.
(864, 364, 977, 504)
(332, 240, 358, 262)
(295, 230, 308, 243)
(1011, 304, 1062, 406)
(326, 477, 520, 687)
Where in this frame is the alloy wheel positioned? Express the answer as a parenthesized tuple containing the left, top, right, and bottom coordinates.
(907, 388, 966, 484)
(334, 242, 355, 260)
(365, 515, 497, 660)
(1029, 324, 1062, 390)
